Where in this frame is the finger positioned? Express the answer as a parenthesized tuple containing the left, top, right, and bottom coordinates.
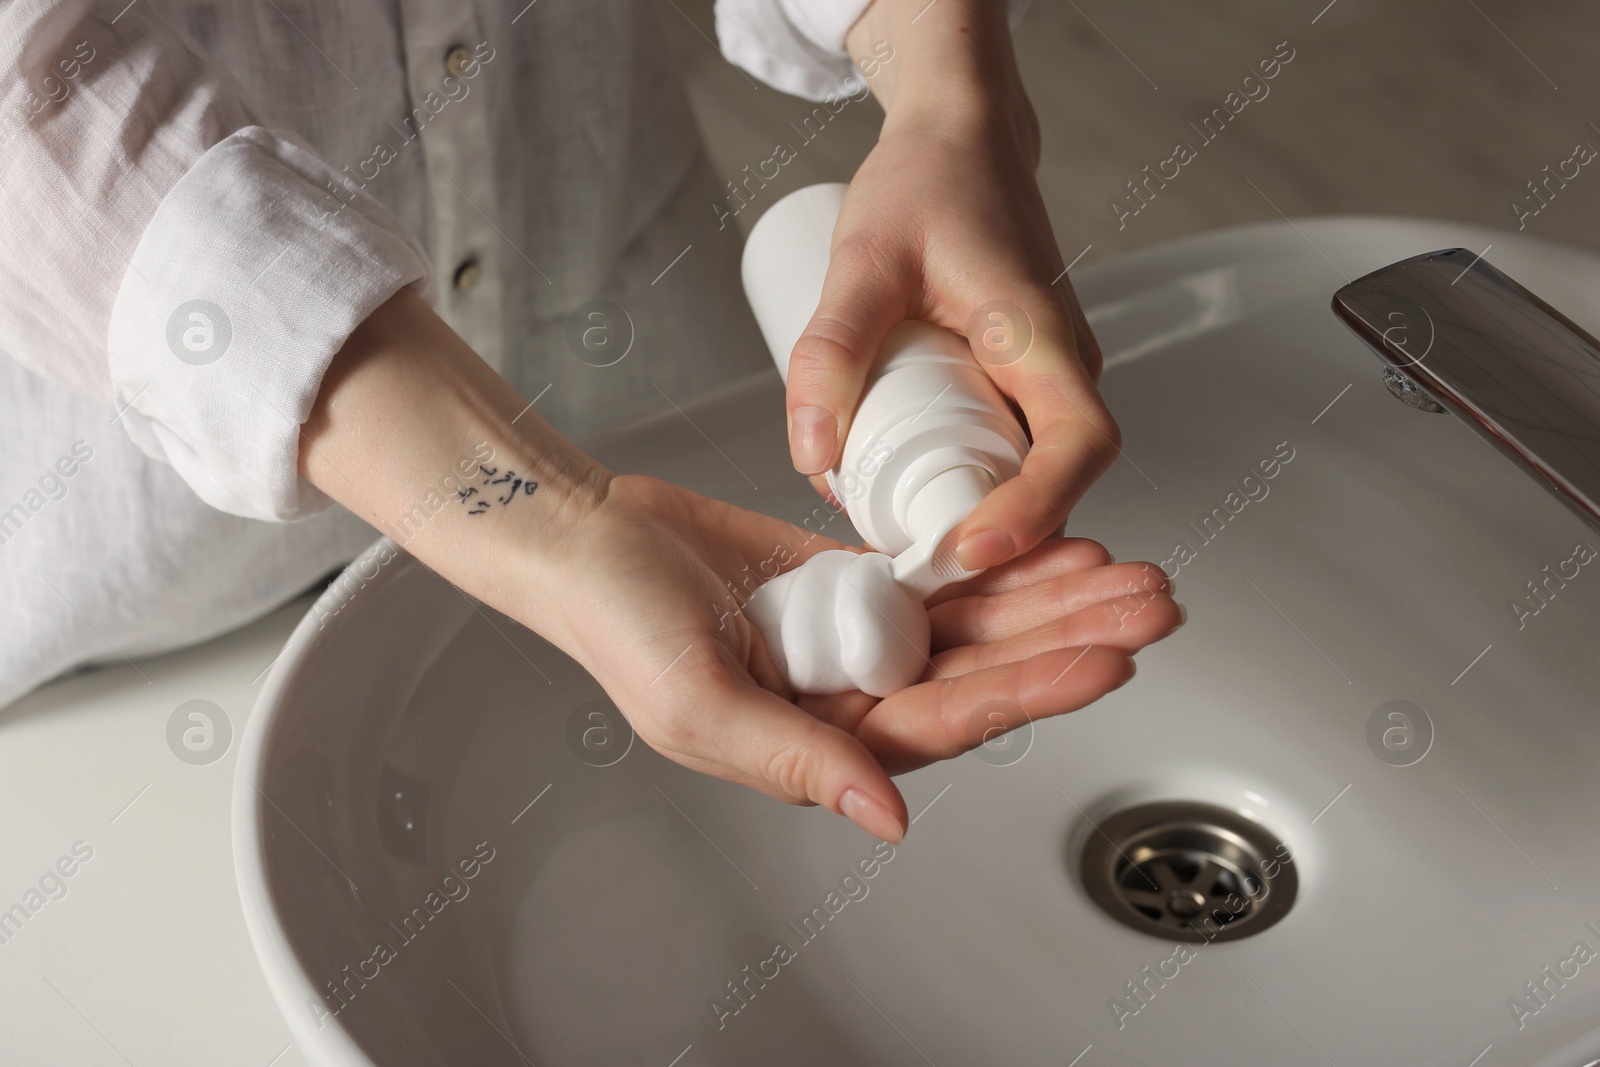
(1059, 276, 1103, 381)
(797, 688, 878, 736)
(786, 233, 914, 475)
(925, 536, 1112, 607)
(954, 367, 1121, 569)
(930, 561, 1172, 648)
(930, 592, 1183, 677)
(854, 644, 1135, 773)
(644, 670, 909, 842)
(953, 295, 1120, 568)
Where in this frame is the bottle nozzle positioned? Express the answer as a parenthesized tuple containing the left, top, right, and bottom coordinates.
(891, 465, 995, 599)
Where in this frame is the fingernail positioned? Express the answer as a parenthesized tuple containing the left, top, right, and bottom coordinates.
(840, 788, 905, 843)
(1176, 603, 1188, 625)
(790, 406, 836, 476)
(955, 529, 1016, 571)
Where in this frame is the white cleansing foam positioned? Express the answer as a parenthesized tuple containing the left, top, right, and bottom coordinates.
(741, 184, 1030, 696)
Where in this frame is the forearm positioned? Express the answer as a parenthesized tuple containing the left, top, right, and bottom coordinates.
(846, 0, 1036, 160)
(299, 289, 610, 637)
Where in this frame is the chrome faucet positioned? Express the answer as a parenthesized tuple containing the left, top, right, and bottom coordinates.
(1333, 248, 1600, 527)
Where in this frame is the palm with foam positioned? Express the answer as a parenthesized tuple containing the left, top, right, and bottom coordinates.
(546, 475, 1183, 842)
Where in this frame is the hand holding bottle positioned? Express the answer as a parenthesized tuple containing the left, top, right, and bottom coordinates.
(788, 0, 1116, 572)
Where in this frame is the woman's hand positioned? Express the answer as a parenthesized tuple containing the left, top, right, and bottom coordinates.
(787, 0, 1114, 572)
(542, 475, 1181, 841)
(303, 290, 1178, 845)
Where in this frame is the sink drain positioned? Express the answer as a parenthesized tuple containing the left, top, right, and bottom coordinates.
(1080, 800, 1297, 943)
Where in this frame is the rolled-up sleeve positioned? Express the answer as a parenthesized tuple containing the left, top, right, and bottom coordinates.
(108, 129, 431, 520)
(714, 0, 1033, 101)
(0, 2, 431, 522)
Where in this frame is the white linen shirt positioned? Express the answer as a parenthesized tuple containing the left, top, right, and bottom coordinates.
(0, 0, 1023, 709)
(1, 0, 889, 522)
(0, 0, 899, 708)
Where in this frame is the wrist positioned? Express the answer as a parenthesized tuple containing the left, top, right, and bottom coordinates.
(491, 429, 613, 605)
(302, 289, 612, 627)
(848, 0, 1037, 165)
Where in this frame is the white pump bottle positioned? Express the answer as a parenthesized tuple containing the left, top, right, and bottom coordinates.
(741, 184, 1030, 697)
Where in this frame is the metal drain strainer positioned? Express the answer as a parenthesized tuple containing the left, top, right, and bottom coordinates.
(1080, 800, 1298, 943)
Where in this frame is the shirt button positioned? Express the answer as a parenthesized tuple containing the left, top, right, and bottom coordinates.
(453, 258, 481, 292)
(443, 44, 473, 78)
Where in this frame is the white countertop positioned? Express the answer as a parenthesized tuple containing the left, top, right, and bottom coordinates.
(0, 592, 317, 1067)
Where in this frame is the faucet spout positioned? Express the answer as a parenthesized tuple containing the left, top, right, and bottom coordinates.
(1333, 248, 1600, 527)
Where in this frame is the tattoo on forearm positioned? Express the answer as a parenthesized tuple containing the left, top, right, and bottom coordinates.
(458, 464, 538, 515)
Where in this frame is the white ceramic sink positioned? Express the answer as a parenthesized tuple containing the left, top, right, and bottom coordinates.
(236, 219, 1600, 1067)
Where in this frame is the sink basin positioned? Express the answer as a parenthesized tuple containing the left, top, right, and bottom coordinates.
(235, 218, 1600, 1067)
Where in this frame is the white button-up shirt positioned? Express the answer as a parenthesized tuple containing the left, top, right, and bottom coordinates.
(0, 0, 891, 706)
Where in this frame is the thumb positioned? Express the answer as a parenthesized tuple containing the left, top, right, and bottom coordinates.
(662, 673, 909, 842)
(786, 234, 913, 476)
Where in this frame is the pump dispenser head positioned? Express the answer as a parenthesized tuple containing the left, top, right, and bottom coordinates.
(741, 184, 1031, 696)
(892, 464, 995, 599)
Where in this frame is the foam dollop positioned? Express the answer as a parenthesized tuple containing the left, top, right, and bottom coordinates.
(746, 550, 930, 697)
